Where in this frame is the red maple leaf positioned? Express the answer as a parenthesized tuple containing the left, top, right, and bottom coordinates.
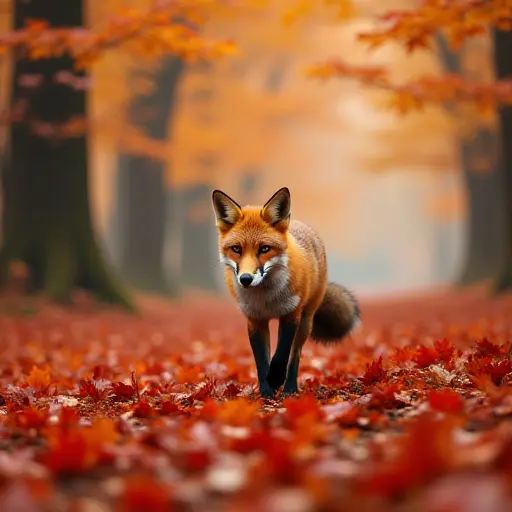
(143, 382, 164, 397)
(132, 400, 155, 419)
(433, 338, 456, 364)
(41, 433, 91, 474)
(360, 414, 456, 496)
(368, 383, 408, 409)
(79, 378, 110, 401)
(15, 406, 49, 431)
(261, 435, 301, 484)
(159, 399, 181, 415)
(428, 389, 463, 414)
(413, 345, 438, 369)
(118, 476, 170, 512)
(41, 419, 119, 475)
(59, 407, 81, 430)
(475, 337, 504, 357)
(229, 430, 273, 454)
(360, 356, 385, 385)
(112, 382, 137, 400)
(222, 381, 242, 399)
(283, 395, 323, 427)
(336, 406, 361, 428)
(2, 386, 33, 408)
(389, 346, 416, 366)
(466, 356, 512, 385)
(183, 449, 212, 472)
(489, 359, 512, 385)
(188, 378, 217, 401)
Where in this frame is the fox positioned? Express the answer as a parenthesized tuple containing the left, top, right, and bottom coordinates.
(211, 186, 360, 398)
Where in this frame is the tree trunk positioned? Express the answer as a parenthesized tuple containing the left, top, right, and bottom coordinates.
(435, 33, 507, 286)
(493, 28, 512, 293)
(0, 0, 132, 308)
(456, 128, 507, 284)
(114, 57, 184, 295)
(180, 183, 219, 291)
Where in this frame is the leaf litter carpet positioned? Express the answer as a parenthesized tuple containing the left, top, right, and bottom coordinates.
(1, 289, 512, 511)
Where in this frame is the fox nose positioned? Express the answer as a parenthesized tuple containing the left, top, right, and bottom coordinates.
(239, 273, 253, 287)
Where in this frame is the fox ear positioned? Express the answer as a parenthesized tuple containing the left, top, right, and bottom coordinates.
(212, 189, 242, 230)
(261, 187, 291, 229)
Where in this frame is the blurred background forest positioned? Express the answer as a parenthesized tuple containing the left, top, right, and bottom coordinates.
(0, 0, 510, 307)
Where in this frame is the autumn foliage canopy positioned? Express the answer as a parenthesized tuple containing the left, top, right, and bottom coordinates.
(1, 0, 511, 114)
(307, 0, 512, 113)
(0, 0, 509, 112)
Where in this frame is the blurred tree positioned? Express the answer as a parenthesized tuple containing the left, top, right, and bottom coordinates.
(180, 181, 219, 290)
(0, 0, 132, 307)
(309, 0, 512, 292)
(173, 61, 221, 291)
(493, 27, 512, 293)
(113, 57, 184, 295)
(435, 34, 507, 286)
(0, 0, 237, 305)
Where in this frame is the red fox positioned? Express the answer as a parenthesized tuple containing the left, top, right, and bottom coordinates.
(212, 187, 360, 398)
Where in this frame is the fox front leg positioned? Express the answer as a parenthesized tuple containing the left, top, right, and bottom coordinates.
(282, 313, 313, 396)
(247, 319, 275, 399)
(266, 312, 300, 392)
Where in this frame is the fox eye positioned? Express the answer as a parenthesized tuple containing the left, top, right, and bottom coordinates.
(230, 245, 242, 254)
(259, 245, 271, 254)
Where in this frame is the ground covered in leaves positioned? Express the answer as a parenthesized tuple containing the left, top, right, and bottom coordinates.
(1, 288, 512, 511)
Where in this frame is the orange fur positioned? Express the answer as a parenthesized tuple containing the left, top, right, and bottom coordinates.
(212, 187, 359, 397)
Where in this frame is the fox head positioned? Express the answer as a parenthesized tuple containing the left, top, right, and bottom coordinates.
(212, 187, 291, 288)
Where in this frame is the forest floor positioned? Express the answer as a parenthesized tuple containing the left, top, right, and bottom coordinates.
(1, 286, 512, 511)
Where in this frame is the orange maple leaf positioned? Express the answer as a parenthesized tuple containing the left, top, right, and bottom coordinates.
(42, 418, 119, 474)
(198, 397, 220, 420)
(218, 397, 259, 426)
(24, 365, 51, 393)
(82, 418, 120, 448)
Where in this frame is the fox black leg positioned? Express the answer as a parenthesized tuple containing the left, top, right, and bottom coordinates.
(247, 319, 274, 398)
(266, 314, 299, 391)
(282, 347, 301, 396)
(282, 313, 313, 396)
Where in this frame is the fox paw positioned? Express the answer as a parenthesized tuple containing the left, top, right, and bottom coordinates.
(259, 381, 276, 399)
(281, 383, 299, 397)
(266, 361, 287, 391)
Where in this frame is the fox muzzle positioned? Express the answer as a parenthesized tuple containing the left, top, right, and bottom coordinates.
(237, 268, 264, 288)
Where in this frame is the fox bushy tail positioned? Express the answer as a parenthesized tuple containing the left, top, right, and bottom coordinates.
(310, 283, 360, 344)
